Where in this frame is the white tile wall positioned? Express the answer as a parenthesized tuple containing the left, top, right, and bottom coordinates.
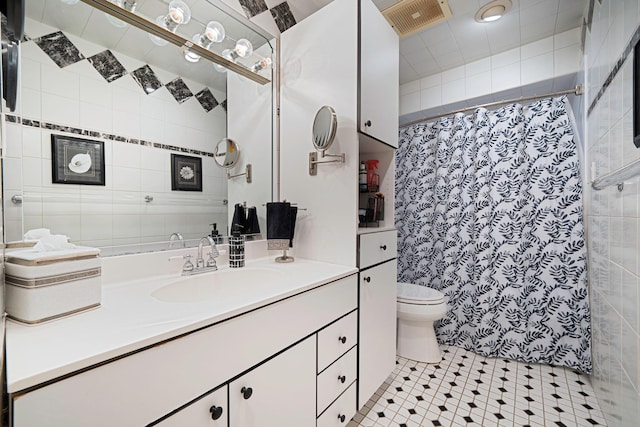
(583, 1, 640, 426)
(399, 28, 582, 118)
(4, 20, 228, 245)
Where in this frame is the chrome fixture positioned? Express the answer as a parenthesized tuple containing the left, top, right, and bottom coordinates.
(181, 236, 219, 275)
(309, 106, 345, 176)
(168, 232, 185, 249)
(149, 0, 192, 46)
(214, 138, 252, 183)
(592, 157, 640, 192)
(11, 194, 23, 204)
(212, 39, 254, 73)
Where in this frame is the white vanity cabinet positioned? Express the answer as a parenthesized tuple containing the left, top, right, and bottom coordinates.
(357, 229, 397, 409)
(154, 387, 228, 427)
(10, 274, 358, 427)
(359, 0, 399, 148)
(229, 336, 316, 427)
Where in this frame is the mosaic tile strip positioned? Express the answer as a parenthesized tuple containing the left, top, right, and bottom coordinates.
(165, 77, 193, 104)
(239, 0, 268, 18)
(270, 2, 297, 33)
(87, 50, 128, 83)
(29, 30, 226, 112)
(34, 31, 85, 68)
(131, 65, 163, 95)
(587, 24, 640, 117)
(195, 88, 219, 112)
(4, 115, 215, 158)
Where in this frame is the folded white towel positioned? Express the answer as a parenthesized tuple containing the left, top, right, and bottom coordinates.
(24, 228, 52, 240)
(33, 234, 76, 252)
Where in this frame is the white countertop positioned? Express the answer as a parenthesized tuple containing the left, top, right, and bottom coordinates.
(6, 258, 357, 393)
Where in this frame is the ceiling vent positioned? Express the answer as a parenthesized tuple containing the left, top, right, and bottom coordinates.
(382, 0, 452, 37)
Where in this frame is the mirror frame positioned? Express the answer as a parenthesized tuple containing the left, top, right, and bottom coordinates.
(311, 105, 338, 152)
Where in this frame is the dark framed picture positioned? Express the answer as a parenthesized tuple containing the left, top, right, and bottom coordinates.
(51, 134, 105, 185)
(171, 154, 202, 191)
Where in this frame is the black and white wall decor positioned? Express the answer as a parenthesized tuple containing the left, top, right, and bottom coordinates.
(171, 154, 202, 192)
(51, 135, 105, 186)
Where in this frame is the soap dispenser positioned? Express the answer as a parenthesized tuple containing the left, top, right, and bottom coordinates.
(210, 223, 222, 244)
(229, 225, 245, 268)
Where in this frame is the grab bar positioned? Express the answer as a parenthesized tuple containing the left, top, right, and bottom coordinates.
(592, 158, 640, 191)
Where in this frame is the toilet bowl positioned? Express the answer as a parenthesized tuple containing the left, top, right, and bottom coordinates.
(397, 282, 447, 363)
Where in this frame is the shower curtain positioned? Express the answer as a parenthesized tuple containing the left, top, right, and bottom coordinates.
(395, 96, 591, 373)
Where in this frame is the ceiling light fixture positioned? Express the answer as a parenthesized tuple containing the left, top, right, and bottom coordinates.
(474, 0, 511, 23)
(105, 0, 137, 28)
(184, 21, 226, 63)
(149, 0, 191, 46)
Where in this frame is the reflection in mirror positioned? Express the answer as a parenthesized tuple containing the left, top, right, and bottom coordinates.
(312, 105, 337, 152)
(2, 0, 274, 255)
(214, 138, 240, 168)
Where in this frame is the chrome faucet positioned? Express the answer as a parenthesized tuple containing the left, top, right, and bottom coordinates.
(168, 232, 185, 249)
(194, 236, 219, 272)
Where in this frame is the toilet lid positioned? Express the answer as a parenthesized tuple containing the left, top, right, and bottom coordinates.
(397, 282, 444, 304)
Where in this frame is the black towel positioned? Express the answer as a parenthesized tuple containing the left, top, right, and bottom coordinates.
(245, 207, 261, 235)
(231, 203, 247, 234)
(267, 202, 291, 239)
(289, 206, 297, 248)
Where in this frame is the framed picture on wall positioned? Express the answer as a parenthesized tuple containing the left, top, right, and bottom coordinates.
(171, 154, 202, 192)
(51, 135, 105, 185)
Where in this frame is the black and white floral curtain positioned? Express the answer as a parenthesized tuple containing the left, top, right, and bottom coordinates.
(395, 96, 591, 373)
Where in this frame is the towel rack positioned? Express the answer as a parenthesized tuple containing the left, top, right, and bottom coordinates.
(592, 157, 640, 191)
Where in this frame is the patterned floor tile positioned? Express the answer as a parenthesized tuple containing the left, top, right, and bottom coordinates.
(353, 346, 607, 427)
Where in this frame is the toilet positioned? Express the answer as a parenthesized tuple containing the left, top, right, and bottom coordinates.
(396, 282, 448, 363)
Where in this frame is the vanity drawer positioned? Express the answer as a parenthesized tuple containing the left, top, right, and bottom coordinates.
(317, 311, 357, 372)
(317, 347, 357, 415)
(358, 230, 396, 268)
(317, 383, 357, 427)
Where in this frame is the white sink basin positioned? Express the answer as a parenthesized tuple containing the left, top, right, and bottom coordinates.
(152, 268, 284, 303)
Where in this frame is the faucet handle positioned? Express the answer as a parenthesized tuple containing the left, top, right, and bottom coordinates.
(183, 254, 194, 272)
(206, 252, 218, 269)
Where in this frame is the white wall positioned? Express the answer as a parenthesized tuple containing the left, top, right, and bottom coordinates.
(3, 18, 228, 247)
(582, 0, 640, 426)
(280, 0, 358, 266)
(399, 28, 583, 123)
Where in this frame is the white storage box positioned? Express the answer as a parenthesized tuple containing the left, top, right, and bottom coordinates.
(5, 247, 102, 324)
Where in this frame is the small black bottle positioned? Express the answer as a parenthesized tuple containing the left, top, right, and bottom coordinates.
(210, 223, 222, 244)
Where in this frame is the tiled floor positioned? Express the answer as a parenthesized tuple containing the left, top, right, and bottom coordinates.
(349, 345, 607, 427)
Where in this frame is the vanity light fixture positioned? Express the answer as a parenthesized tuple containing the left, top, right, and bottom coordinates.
(149, 0, 191, 47)
(474, 0, 511, 23)
(184, 21, 226, 63)
(105, 0, 137, 28)
(212, 39, 254, 72)
(251, 56, 272, 73)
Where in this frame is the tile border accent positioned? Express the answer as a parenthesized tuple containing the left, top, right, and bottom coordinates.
(4, 114, 215, 158)
(587, 24, 640, 117)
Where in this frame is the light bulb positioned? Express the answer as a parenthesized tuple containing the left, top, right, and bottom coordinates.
(213, 49, 235, 73)
(149, 0, 191, 46)
(251, 57, 272, 73)
(60, 0, 80, 5)
(183, 22, 226, 63)
(234, 39, 253, 58)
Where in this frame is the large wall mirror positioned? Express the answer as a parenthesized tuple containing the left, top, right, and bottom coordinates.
(3, 0, 274, 255)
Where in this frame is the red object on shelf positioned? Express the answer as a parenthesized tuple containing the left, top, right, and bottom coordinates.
(365, 159, 379, 191)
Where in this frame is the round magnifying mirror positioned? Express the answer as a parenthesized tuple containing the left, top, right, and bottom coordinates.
(312, 106, 337, 152)
(214, 138, 240, 168)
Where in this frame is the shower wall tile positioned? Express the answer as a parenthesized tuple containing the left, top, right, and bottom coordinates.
(585, 0, 640, 424)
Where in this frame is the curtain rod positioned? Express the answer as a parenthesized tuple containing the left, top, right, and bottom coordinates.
(400, 84, 584, 128)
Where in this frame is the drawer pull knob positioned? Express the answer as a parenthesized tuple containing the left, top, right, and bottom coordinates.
(338, 375, 346, 383)
(338, 336, 347, 344)
(363, 276, 371, 283)
(364, 120, 372, 127)
(209, 405, 224, 420)
(241, 386, 253, 400)
(338, 414, 346, 423)
(380, 244, 387, 250)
